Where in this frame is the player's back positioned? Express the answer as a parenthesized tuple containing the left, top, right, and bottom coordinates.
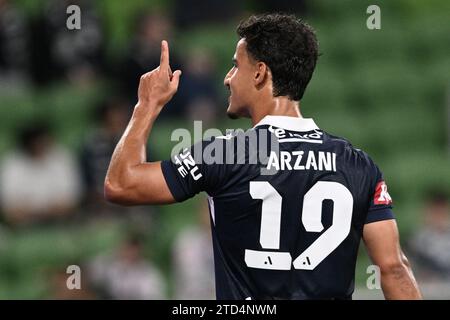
(204, 116, 392, 299)
(162, 115, 394, 300)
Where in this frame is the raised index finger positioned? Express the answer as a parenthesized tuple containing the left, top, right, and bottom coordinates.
(160, 40, 170, 70)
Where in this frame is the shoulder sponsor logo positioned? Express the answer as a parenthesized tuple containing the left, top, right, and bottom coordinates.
(374, 181, 392, 205)
(173, 148, 203, 180)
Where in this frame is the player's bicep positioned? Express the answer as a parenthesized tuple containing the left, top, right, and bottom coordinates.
(106, 161, 176, 205)
(363, 219, 405, 270)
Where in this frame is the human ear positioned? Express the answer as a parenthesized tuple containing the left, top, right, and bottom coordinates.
(254, 62, 267, 86)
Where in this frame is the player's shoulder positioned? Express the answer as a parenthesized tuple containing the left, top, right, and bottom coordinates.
(325, 132, 378, 170)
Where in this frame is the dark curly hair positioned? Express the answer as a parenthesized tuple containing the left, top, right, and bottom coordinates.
(237, 13, 318, 101)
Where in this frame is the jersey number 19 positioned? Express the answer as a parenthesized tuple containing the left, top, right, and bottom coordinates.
(245, 181, 353, 271)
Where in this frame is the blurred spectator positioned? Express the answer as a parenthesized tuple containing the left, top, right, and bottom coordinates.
(0, 122, 82, 227)
(86, 232, 166, 299)
(172, 199, 215, 299)
(173, 0, 241, 29)
(117, 11, 183, 117)
(80, 97, 130, 208)
(0, 0, 30, 89)
(178, 47, 221, 122)
(80, 97, 154, 225)
(408, 190, 450, 281)
(252, 0, 307, 15)
(29, 0, 105, 86)
(186, 97, 219, 127)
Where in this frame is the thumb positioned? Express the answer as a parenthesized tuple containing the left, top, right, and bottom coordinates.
(171, 70, 182, 90)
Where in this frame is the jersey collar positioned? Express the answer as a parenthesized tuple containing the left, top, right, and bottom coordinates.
(253, 115, 319, 132)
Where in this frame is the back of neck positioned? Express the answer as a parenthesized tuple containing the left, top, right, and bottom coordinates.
(251, 96, 302, 126)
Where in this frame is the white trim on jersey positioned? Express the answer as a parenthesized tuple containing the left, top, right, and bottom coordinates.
(278, 138, 323, 144)
(253, 115, 319, 132)
(207, 195, 216, 226)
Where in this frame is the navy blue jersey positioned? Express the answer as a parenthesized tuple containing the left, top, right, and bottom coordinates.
(161, 116, 394, 300)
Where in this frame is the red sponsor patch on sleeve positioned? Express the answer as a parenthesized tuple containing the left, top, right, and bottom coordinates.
(373, 181, 392, 205)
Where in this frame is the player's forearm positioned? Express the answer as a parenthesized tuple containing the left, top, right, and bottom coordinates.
(118, 103, 158, 161)
(105, 40, 180, 203)
(104, 103, 159, 197)
(380, 259, 422, 300)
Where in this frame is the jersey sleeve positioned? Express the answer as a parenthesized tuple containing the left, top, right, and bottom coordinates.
(365, 164, 395, 224)
(160, 137, 227, 202)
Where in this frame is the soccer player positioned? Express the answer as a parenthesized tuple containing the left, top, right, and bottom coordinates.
(105, 14, 422, 299)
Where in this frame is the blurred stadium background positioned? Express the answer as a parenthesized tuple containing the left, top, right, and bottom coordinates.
(0, 0, 449, 299)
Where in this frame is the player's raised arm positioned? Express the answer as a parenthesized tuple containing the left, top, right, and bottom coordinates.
(363, 219, 422, 299)
(104, 40, 182, 205)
